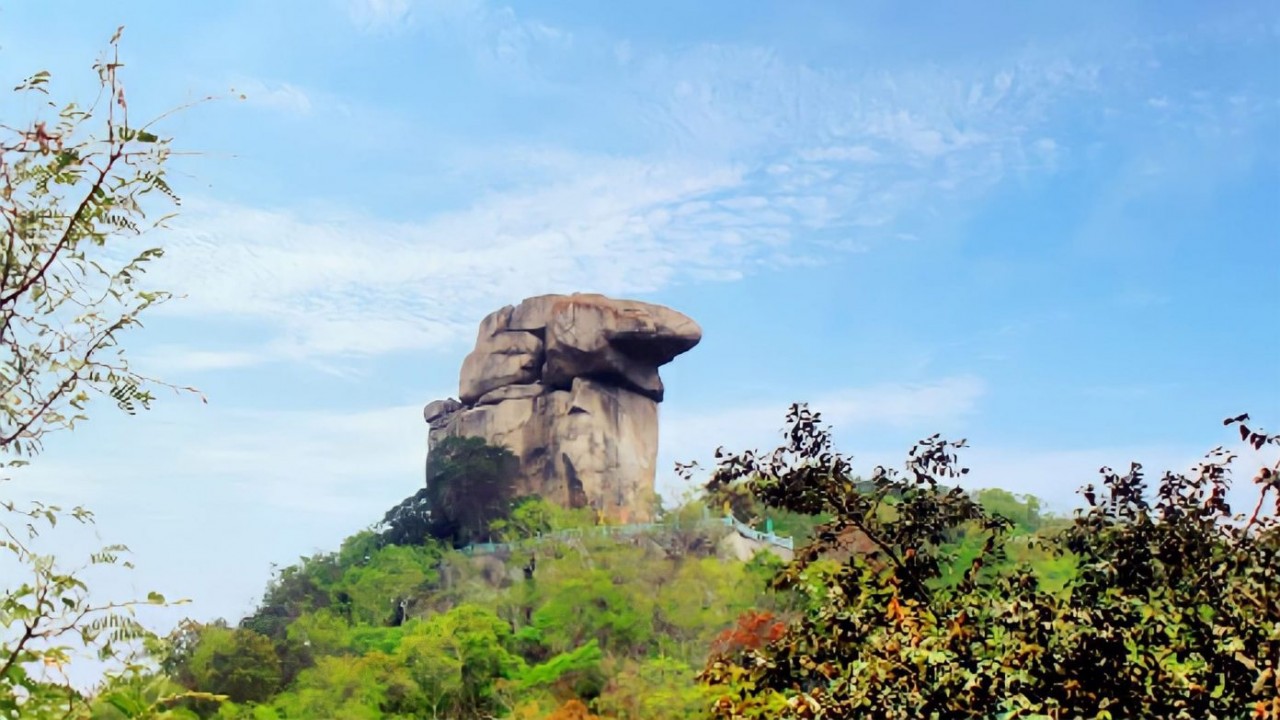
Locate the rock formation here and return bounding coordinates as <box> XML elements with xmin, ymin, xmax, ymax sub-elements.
<box><xmin>423</xmin><ymin>293</ymin><xmax>701</xmax><ymax>523</ymax></box>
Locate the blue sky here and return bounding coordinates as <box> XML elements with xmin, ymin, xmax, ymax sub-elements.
<box><xmin>1</xmin><ymin>0</ymin><xmax>1277</xmax><ymax>666</ymax></box>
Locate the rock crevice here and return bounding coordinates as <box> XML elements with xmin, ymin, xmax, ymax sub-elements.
<box><xmin>424</xmin><ymin>293</ymin><xmax>701</xmax><ymax>523</ymax></box>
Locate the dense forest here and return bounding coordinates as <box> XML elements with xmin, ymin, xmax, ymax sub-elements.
<box><xmin>100</xmin><ymin>433</ymin><xmax>1074</xmax><ymax>719</ymax></box>
<box><xmin>3</xmin><ymin>25</ymin><xmax>1278</xmax><ymax>720</ymax></box>
<box><xmin>107</xmin><ymin>413</ymin><xmax>1272</xmax><ymax>720</ymax></box>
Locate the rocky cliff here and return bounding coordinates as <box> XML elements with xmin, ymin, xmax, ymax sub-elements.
<box><xmin>423</xmin><ymin>293</ymin><xmax>701</xmax><ymax>523</ymax></box>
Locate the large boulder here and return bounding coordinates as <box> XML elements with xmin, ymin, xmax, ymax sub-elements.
<box><xmin>458</xmin><ymin>330</ymin><xmax>543</xmax><ymax>404</ymax></box>
<box><xmin>422</xmin><ymin>293</ymin><xmax>701</xmax><ymax>523</ymax></box>
<box><xmin>423</xmin><ymin>398</ymin><xmax>462</xmax><ymax>424</ymax></box>
<box><xmin>475</xmin><ymin>382</ymin><xmax>545</xmax><ymax>406</ymax></box>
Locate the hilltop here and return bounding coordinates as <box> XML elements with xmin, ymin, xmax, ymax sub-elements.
<box><xmin>151</xmin><ymin>483</ymin><xmax>1064</xmax><ymax>719</ymax></box>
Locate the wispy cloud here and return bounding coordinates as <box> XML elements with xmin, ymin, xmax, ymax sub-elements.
<box><xmin>817</xmin><ymin>376</ymin><xmax>989</xmax><ymax>426</ymax></box>
<box><xmin>10</xmin><ymin>401</ymin><xmax>439</xmax><ymax>516</ymax></box>
<box><xmin>143</xmin><ymin>35</ymin><xmax>1114</xmax><ymax>370</ymax></box>
<box><xmin>345</xmin><ymin>0</ymin><xmax>414</xmax><ymax>32</ymax></box>
<box><xmin>798</xmin><ymin>146</ymin><xmax>883</xmax><ymax>164</ymax></box>
<box><xmin>234</xmin><ymin>78</ymin><xmax>313</xmax><ymax>114</ymax></box>
<box><xmin>344</xmin><ymin>0</ymin><xmax>573</xmax><ymax>79</ymax></box>
<box><xmin>146</xmin><ymin>159</ymin><xmax>781</xmax><ymax>366</ymax></box>
<box><xmin>139</xmin><ymin>346</ymin><xmax>269</xmax><ymax>373</ymax></box>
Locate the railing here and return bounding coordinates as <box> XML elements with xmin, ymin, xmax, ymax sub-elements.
<box><xmin>719</xmin><ymin>515</ymin><xmax>795</xmax><ymax>551</ymax></box>
<box><xmin>458</xmin><ymin>513</ymin><xmax>794</xmax><ymax>556</ymax></box>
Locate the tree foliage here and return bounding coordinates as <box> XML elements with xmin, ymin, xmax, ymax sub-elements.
<box><xmin>163</xmin><ymin>446</ymin><xmax>1084</xmax><ymax>719</ymax></box>
<box><xmin>697</xmin><ymin>404</ymin><xmax>1280</xmax><ymax>719</ymax></box>
<box><xmin>380</xmin><ymin>436</ymin><xmax>519</xmax><ymax>547</ymax></box>
<box><xmin>0</xmin><ymin>27</ymin><xmax>198</xmax><ymax>461</ymax></box>
<box><xmin>489</xmin><ymin>496</ymin><xmax>595</xmax><ymax>544</ymax></box>
<box><xmin>168</xmin><ymin>499</ymin><xmax>790</xmax><ymax>718</ymax></box>
<box><xmin>174</xmin><ymin>626</ymin><xmax>281</xmax><ymax>705</ymax></box>
<box><xmin>1</xmin><ymin>28</ymin><xmax>204</xmax><ymax>719</ymax></box>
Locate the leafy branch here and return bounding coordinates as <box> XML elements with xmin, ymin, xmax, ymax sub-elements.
<box><xmin>1</xmin><ymin>26</ymin><xmax>211</xmax><ymax>719</ymax></box>
<box><xmin>0</xmin><ymin>25</ymin><xmax>206</xmax><ymax>463</ymax></box>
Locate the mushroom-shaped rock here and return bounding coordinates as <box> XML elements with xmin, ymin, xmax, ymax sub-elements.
<box><xmin>424</xmin><ymin>293</ymin><xmax>701</xmax><ymax>523</ymax></box>
<box><xmin>541</xmin><ymin>294</ymin><xmax>702</xmax><ymax>402</ymax></box>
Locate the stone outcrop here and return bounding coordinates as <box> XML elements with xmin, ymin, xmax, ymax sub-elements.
<box><xmin>717</xmin><ymin>532</ymin><xmax>795</xmax><ymax>564</ymax></box>
<box><xmin>424</xmin><ymin>293</ymin><xmax>701</xmax><ymax>523</ymax></box>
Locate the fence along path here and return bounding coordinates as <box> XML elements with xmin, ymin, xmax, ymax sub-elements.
<box><xmin>459</xmin><ymin>512</ymin><xmax>794</xmax><ymax>556</ymax></box>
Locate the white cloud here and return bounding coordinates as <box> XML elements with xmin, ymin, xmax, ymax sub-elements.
<box><xmin>816</xmin><ymin>376</ymin><xmax>988</xmax><ymax>427</ymax></box>
<box><xmin>614</xmin><ymin>40</ymin><xmax>633</xmax><ymax>66</ymax></box>
<box><xmin>1031</xmin><ymin>137</ymin><xmax>1060</xmax><ymax>170</ymax></box>
<box><xmin>633</xmin><ymin>45</ymin><xmax>1094</xmax><ymax>169</ymax></box>
<box><xmin>146</xmin><ymin>158</ymin><xmax>819</xmax><ymax>366</ymax></box>
<box><xmin>609</xmin><ymin>49</ymin><xmax>1097</xmax><ymax>247</ymax></box>
<box><xmin>798</xmin><ymin>145</ymin><xmax>883</xmax><ymax>163</ymax></box>
<box><xmin>139</xmin><ymin>346</ymin><xmax>269</xmax><ymax>373</ymax></box>
<box><xmin>142</xmin><ymin>44</ymin><xmax>1096</xmax><ymax>370</ymax></box>
<box><xmin>864</xmin><ymin>110</ymin><xmax>986</xmax><ymax>159</ymax></box>
<box><xmin>10</xmin><ymin>401</ymin><xmax>440</xmax><ymax>516</ymax></box>
<box><xmin>134</xmin><ymin>21</ymin><xmax>1118</xmax><ymax>372</ymax></box>
<box><xmin>346</xmin><ymin>0</ymin><xmax>414</xmax><ymax>31</ymax></box>
<box><xmin>343</xmin><ymin>0</ymin><xmax>574</xmax><ymax>78</ymax></box>
<box><xmin>956</xmin><ymin>444</ymin><xmax>1194</xmax><ymax>513</ymax></box>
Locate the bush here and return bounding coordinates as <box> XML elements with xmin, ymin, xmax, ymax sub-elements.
<box><xmin>697</xmin><ymin>405</ymin><xmax>1280</xmax><ymax>719</ymax></box>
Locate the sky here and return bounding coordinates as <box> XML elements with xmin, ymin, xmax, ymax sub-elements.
<box><xmin>0</xmin><ymin>0</ymin><xmax>1277</xmax><ymax>674</ymax></box>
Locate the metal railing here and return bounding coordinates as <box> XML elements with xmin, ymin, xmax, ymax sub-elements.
<box><xmin>458</xmin><ymin>513</ymin><xmax>794</xmax><ymax>556</ymax></box>
<box><xmin>719</xmin><ymin>515</ymin><xmax>795</xmax><ymax>551</ymax></box>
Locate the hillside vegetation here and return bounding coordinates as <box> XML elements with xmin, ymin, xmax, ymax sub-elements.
<box><xmin>145</xmin><ymin>439</ymin><xmax>1085</xmax><ymax>720</ymax></box>
<box><xmin>144</xmin><ymin>408</ymin><xmax>1278</xmax><ymax>719</ymax></box>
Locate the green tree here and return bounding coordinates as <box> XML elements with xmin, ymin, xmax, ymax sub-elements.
<box><xmin>653</xmin><ymin>556</ymin><xmax>764</xmax><ymax>657</ymax></box>
<box><xmin>510</xmin><ymin>639</ymin><xmax>605</xmax><ymax>699</ymax></box>
<box><xmin>240</xmin><ymin>551</ymin><xmax>342</xmax><ymax>641</ymax></box>
<box><xmin>270</xmin><ymin>652</ymin><xmax>415</xmax><ymax>720</ymax></box>
<box><xmin>489</xmin><ymin>495</ymin><xmax>593</xmax><ymax>543</ymax></box>
<box><xmin>382</xmin><ymin>436</ymin><xmax>519</xmax><ymax>547</ymax></box>
<box><xmin>178</xmin><ymin>626</ymin><xmax>281</xmax><ymax>705</ymax></box>
<box><xmin>1</xmin><ymin>28</ymin><xmax>204</xmax><ymax>719</ymax></box>
<box><xmin>90</xmin><ymin>671</ymin><xmax>218</xmax><ymax>720</ymax></box>
<box><xmin>235</xmin><ymin>552</ymin><xmax>343</xmax><ymax>686</ymax></box>
<box><xmin>697</xmin><ymin>404</ymin><xmax>1280</xmax><ymax>719</ymax></box>
<box><xmin>396</xmin><ymin>604</ymin><xmax>524</xmax><ymax>719</ymax></box>
<box><xmin>973</xmin><ymin>488</ymin><xmax>1042</xmax><ymax>534</ymax></box>
<box><xmin>527</xmin><ymin>557</ymin><xmax>654</xmax><ymax>658</ymax></box>
<box><xmin>333</xmin><ymin>543</ymin><xmax>437</xmax><ymax>626</ymax></box>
